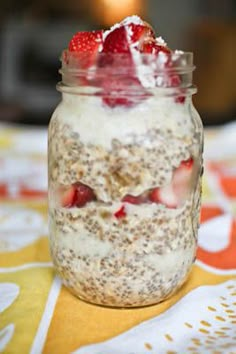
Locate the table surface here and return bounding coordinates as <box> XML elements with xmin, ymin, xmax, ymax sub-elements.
<box><xmin>0</xmin><ymin>122</ymin><xmax>236</xmax><ymax>354</ymax></box>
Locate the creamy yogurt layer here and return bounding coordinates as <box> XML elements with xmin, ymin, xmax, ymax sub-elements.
<box><xmin>54</xmin><ymin>94</ymin><xmax>197</xmax><ymax>149</ymax></box>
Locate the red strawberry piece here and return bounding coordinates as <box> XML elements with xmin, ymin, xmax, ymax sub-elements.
<box><xmin>175</xmin><ymin>96</ymin><xmax>186</xmax><ymax>104</ymax></box>
<box><xmin>101</xmin><ymin>26</ymin><xmax>152</xmax><ymax>107</ymax></box>
<box><xmin>141</xmin><ymin>40</ymin><xmax>170</xmax><ymax>55</ymax></box>
<box><xmin>170</xmin><ymin>76</ymin><xmax>186</xmax><ymax>104</ymax></box>
<box><xmin>168</xmin><ymin>66</ymin><xmax>186</xmax><ymax>104</ymax></box>
<box><xmin>61</xmin><ymin>182</ymin><xmax>96</xmax><ymax>208</ymax></box>
<box><xmin>149</xmin><ymin>186</ymin><xmax>177</xmax><ymax>209</ymax></box>
<box><xmin>102</xmin><ymin>23</ymin><xmax>154</xmax><ymax>54</ymax></box>
<box><xmin>173</xmin><ymin>158</ymin><xmax>194</xmax><ymax>185</ymax></box>
<box><xmin>149</xmin><ymin>187</ymin><xmax>160</xmax><ymax>203</ymax></box>
<box><xmin>128</xmin><ymin>23</ymin><xmax>155</xmax><ymax>46</ymax></box>
<box><xmin>102</xmin><ymin>76</ymin><xmax>143</xmax><ymax>108</ymax></box>
<box><xmin>114</xmin><ymin>205</ymin><xmax>126</xmax><ymax>218</ymax></box>
<box><xmin>170</xmin><ymin>74</ymin><xmax>181</xmax><ymax>87</ymax></box>
<box><xmin>68</xmin><ymin>30</ymin><xmax>103</xmax><ymax>53</ymax></box>
<box><xmin>102</xmin><ymin>95</ymin><xmax>133</xmax><ymax>108</ymax></box>
<box><xmin>61</xmin><ymin>185</ymin><xmax>76</xmax><ymax>207</ymax></box>
<box><xmin>102</xmin><ymin>26</ymin><xmax>130</xmax><ymax>54</ymax></box>
<box><xmin>122</xmin><ymin>194</ymin><xmax>144</xmax><ymax>205</ymax></box>
<box><xmin>68</xmin><ymin>30</ymin><xmax>103</xmax><ymax>69</ymax></box>
<box><xmin>172</xmin><ymin>158</ymin><xmax>194</xmax><ymax>202</ymax></box>
<box><xmin>149</xmin><ymin>158</ymin><xmax>194</xmax><ymax>208</ymax></box>
<box><xmin>122</xmin><ymin>190</ymin><xmax>150</xmax><ymax>204</ymax></box>
<box><xmin>180</xmin><ymin>158</ymin><xmax>194</xmax><ymax>169</ymax></box>
<box><xmin>101</xmin><ymin>26</ymin><xmax>138</xmax><ymax>107</ymax></box>
<box><xmin>172</xmin><ymin>80</ymin><xmax>186</xmax><ymax>103</ymax></box>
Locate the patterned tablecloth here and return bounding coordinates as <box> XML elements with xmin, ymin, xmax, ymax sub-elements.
<box><xmin>0</xmin><ymin>122</ymin><xmax>236</xmax><ymax>354</ymax></box>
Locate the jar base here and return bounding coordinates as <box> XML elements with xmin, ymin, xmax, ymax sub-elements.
<box><xmin>61</xmin><ymin>275</ymin><xmax>190</xmax><ymax>309</ymax></box>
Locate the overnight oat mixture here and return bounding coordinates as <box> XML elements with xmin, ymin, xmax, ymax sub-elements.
<box><xmin>48</xmin><ymin>16</ymin><xmax>203</xmax><ymax>307</ymax></box>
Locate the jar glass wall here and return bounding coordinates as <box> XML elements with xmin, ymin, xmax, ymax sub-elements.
<box><xmin>48</xmin><ymin>52</ymin><xmax>203</xmax><ymax>307</ymax></box>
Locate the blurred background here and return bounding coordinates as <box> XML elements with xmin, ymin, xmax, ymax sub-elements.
<box><xmin>0</xmin><ymin>0</ymin><xmax>235</xmax><ymax>126</ymax></box>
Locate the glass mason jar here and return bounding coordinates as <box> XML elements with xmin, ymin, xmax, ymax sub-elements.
<box><xmin>48</xmin><ymin>51</ymin><xmax>203</xmax><ymax>308</ymax></box>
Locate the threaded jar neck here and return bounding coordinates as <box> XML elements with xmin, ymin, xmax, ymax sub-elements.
<box><xmin>58</xmin><ymin>50</ymin><xmax>197</xmax><ymax>97</ymax></box>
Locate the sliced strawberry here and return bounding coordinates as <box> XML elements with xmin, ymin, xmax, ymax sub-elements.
<box><xmin>122</xmin><ymin>194</ymin><xmax>144</xmax><ymax>205</ymax></box>
<box><xmin>102</xmin><ymin>95</ymin><xmax>134</xmax><ymax>108</ymax></box>
<box><xmin>61</xmin><ymin>185</ymin><xmax>76</xmax><ymax>207</ymax></box>
<box><xmin>149</xmin><ymin>186</ymin><xmax>177</xmax><ymax>209</ymax></box>
<box><xmin>168</xmin><ymin>65</ymin><xmax>186</xmax><ymax>104</ymax></box>
<box><xmin>172</xmin><ymin>158</ymin><xmax>194</xmax><ymax>202</ymax></box>
<box><xmin>102</xmin><ymin>22</ymin><xmax>154</xmax><ymax>54</ymax></box>
<box><xmin>61</xmin><ymin>182</ymin><xmax>96</xmax><ymax>208</ymax></box>
<box><xmin>170</xmin><ymin>75</ymin><xmax>181</xmax><ymax>86</ymax></box>
<box><xmin>180</xmin><ymin>158</ymin><xmax>194</xmax><ymax>169</ymax></box>
<box><xmin>173</xmin><ymin>158</ymin><xmax>194</xmax><ymax>184</ymax></box>
<box><xmin>114</xmin><ymin>205</ymin><xmax>126</xmax><ymax>218</ymax></box>
<box><xmin>100</xmin><ymin>21</ymin><xmax>157</xmax><ymax>108</ymax></box>
<box><xmin>101</xmin><ymin>76</ymin><xmax>143</xmax><ymax>108</ymax></box>
<box><xmin>122</xmin><ymin>190</ymin><xmax>150</xmax><ymax>204</ymax></box>
<box><xmin>68</xmin><ymin>30</ymin><xmax>103</xmax><ymax>69</ymax></box>
<box><xmin>149</xmin><ymin>158</ymin><xmax>194</xmax><ymax>208</ymax></box>
<box><xmin>141</xmin><ymin>39</ymin><xmax>170</xmax><ymax>55</ymax></box>
<box><xmin>102</xmin><ymin>26</ymin><xmax>130</xmax><ymax>54</ymax></box>
<box><xmin>68</xmin><ymin>30</ymin><xmax>103</xmax><ymax>53</ymax></box>
<box><xmin>128</xmin><ymin>23</ymin><xmax>155</xmax><ymax>46</ymax></box>
<box><xmin>175</xmin><ymin>95</ymin><xmax>186</xmax><ymax>104</ymax></box>
<box><xmin>149</xmin><ymin>187</ymin><xmax>160</xmax><ymax>203</ymax></box>
<box><xmin>101</xmin><ymin>26</ymin><xmax>137</xmax><ymax>107</ymax></box>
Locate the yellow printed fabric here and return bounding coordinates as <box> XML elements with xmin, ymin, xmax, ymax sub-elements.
<box><xmin>0</xmin><ymin>122</ymin><xmax>236</xmax><ymax>354</ymax></box>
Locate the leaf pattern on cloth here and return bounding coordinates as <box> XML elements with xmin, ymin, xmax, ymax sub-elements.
<box><xmin>73</xmin><ymin>280</ymin><xmax>236</xmax><ymax>354</ymax></box>
<box><xmin>197</xmin><ymin>216</ymin><xmax>236</xmax><ymax>270</ymax></box>
<box><xmin>0</xmin><ymin>283</ymin><xmax>19</xmax><ymax>313</ymax></box>
<box><xmin>0</xmin><ymin>324</ymin><xmax>15</xmax><ymax>352</ymax></box>
<box><xmin>198</xmin><ymin>214</ymin><xmax>231</xmax><ymax>252</ymax></box>
<box><xmin>0</xmin><ymin>206</ymin><xmax>47</xmax><ymax>252</ymax></box>
<box><xmin>0</xmin><ymin>283</ymin><xmax>19</xmax><ymax>351</ymax></box>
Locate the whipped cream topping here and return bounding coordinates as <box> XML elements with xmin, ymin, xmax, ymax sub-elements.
<box><xmin>121</xmin><ymin>15</ymin><xmax>144</xmax><ymax>26</ymax></box>
<box><xmin>156</xmin><ymin>36</ymin><xmax>167</xmax><ymax>47</ymax></box>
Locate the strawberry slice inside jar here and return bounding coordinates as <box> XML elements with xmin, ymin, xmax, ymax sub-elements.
<box><xmin>61</xmin><ymin>182</ymin><xmax>96</xmax><ymax>208</ymax></box>
<box><xmin>150</xmin><ymin>157</ymin><xmax>194</xmax><ymax>208</ymax></box>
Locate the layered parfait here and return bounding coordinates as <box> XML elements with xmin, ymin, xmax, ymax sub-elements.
<box><xmin>48</xmin><ymin>16</ymin><xmax>203</xmax><ymax>307</ymax></box>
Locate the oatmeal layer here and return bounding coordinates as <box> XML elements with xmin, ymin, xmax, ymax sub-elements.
<box><xmin>49</xmin><ymin>198</ymin><xmax>199</xmax><ymax>307</ymax></box>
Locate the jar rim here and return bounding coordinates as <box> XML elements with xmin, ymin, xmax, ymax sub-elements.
<box><xmin>59</xmin><ymin>50</ymin><xmax>196</xmax><ymax>92</ymax></box>
<box><xmin>60</xmin><ymin>49</ymin><xmax>194</xmax><ymax>74</ymax></box>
